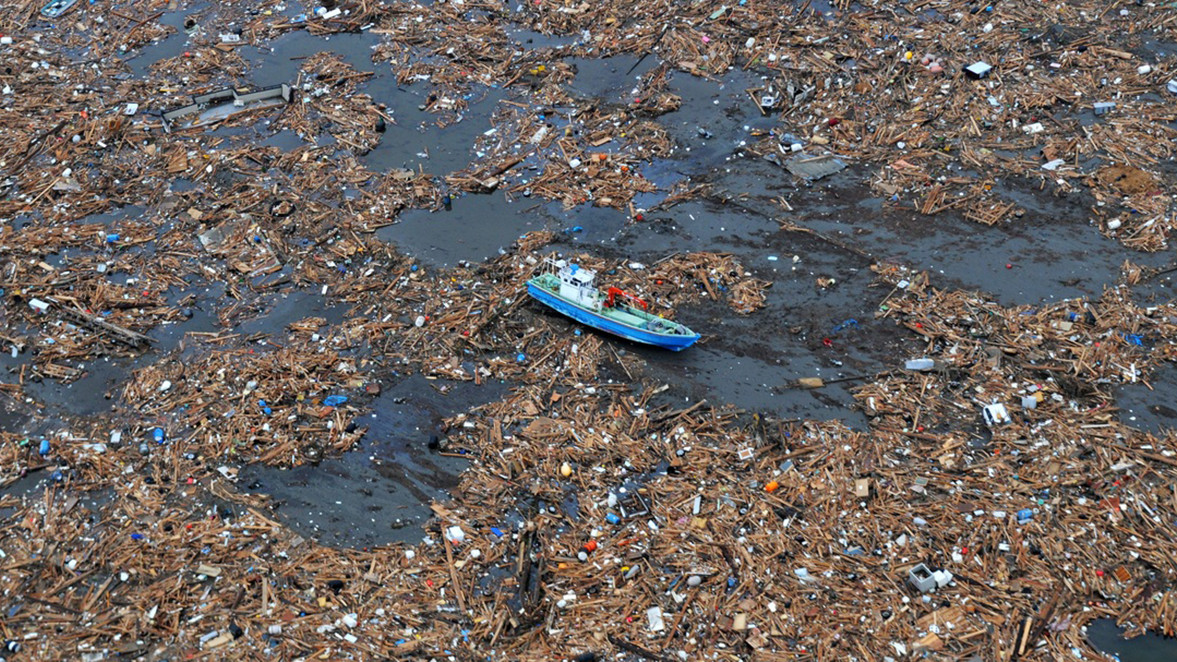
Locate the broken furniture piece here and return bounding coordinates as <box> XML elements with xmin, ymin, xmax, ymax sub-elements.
<box><xmin>161</xmin><ymin>84</ymin><xmax>292</xmax><ymax>132</ymax></box>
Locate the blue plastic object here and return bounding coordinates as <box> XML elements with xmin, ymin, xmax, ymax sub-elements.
<box><xmin>323</xmin><ymin>395</ymin><xmax>348</xmax><ymax>407</ymax></box>
<box><xmin>831</xmin><ymin>318</ymin><xmax>859</xmax><ymax>334</ymax></box>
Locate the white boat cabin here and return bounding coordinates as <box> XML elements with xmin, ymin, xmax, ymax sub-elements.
<box><xmin>549</xmin><ymin>259</ymin><xmax>601</xmax><ymax>310</ymax></box>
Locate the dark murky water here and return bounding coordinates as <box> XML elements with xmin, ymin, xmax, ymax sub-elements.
<box><xmin>231</xmin><ymin>288</ymin><xmax>348</xmax><ymax>337</ymax></box>
<box><xmin>23</xmin><ymin>359</ymin><xmax>128</xmax><ymax>417</ymax></box>
<box><xmin>362</xmin><ymin>84</ymin><xmax>507</xmax><ymax>176</ymax></box>
<box><xmin>239</xmin><ymin>375</ymin><xmax>506</xmax><ymax>546</ymax></box>
<box><xmin>566</xmin><ymin>55</ymin><xmax>655</xmax><ymax>100</ymax></box>
<box><xmin>1088</xmin><ymin>618</ymin><xmax>1177</xmax><ymax>662</ymax></box>
<box><xmin>703</xmin><ymin>159</ymin><xmax>1174</xmax><ymax>306</ymax></box>
<box><xmin>123</xmin><ymin>7</ymin><xmax>196</xmax><ymax>76</ymax></box>
<box><xmin>377</xmin><ymin>192</ymin><xmax>550</xmax><ymax>268</ymax></box>
<box><xmin>249</xmin><ymin>31</ymin><xmax>378</xmax><ymax>87</ymax></box>
<box><xmin>1117</xmin><ymin>363</ymin><xmax>1177</xmax><ymax>436</ymax></box>
<box><xmin>659</xmin><ymin>69</ymin><xmax>779</xmax><ymax>176</ymax></box>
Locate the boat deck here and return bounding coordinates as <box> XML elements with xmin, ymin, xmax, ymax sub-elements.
<box><xmin>529</xmin><ymin>273</ymin><xmax>684</xmax><ymax>334</ymax></box>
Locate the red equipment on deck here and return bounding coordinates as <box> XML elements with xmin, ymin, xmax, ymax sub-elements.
<box><xmin>605</xmin><ymin>287</ymin><xmax>648</xmax><ymax>310</ymax></box>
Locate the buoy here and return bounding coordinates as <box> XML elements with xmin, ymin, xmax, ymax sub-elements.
<box><xmin>577</xmin><ymin>540</ymin><xmax>598</xmax><ymax>561</ymax></box>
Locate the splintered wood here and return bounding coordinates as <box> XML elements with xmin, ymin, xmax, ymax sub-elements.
<box><xmin>3</xmin><ymin>0</ymin><xmax>1177</xmax><ymax>660</ymax></box>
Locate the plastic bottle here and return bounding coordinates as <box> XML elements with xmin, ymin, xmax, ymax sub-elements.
<box><xmin>153</xmin><ymin>427</ymin><xmax>165</xmax><ymax>444</ymax></box>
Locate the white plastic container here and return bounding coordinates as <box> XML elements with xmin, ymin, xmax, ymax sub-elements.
<box><xmin>908</xmin><ymin>563</ymin><xmax>936</xmax><ymax>593</ymax></box>
<box><xmin>646</xmin><ymin>606</ymin><xmax>665</xmax><ymax>632</ymax></box>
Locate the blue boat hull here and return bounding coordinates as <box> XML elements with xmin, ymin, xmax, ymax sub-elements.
<box><xmin>528</xmin><ymin>283</ymin><xmax>700</xmax><ymax>351</ymax></box>
<box><xmin>41</xmin><ymin>0</ymin><xmax>78</xmax><ymax>17</ymax></box>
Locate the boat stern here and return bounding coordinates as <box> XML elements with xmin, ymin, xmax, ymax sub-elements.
<box><xmin>660</xmin><ymin>331</ymin><xmax>701</xmax><ymax>351</ymax></box>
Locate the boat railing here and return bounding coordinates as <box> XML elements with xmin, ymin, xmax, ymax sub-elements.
<box><xmin>536</xmin><ymin>256</ymin><xmax>566</xmax><ymax>277</ymax></box>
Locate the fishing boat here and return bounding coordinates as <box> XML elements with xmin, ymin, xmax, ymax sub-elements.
<box><xmin>40</xmin><ymin>0</ymin><xmax>78</xmax><ymax>18</ymax></box>
<box><xmin>527</xmin><ymin>258</ymin><xmax>700</xmax><ymax>351</ymax></box>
